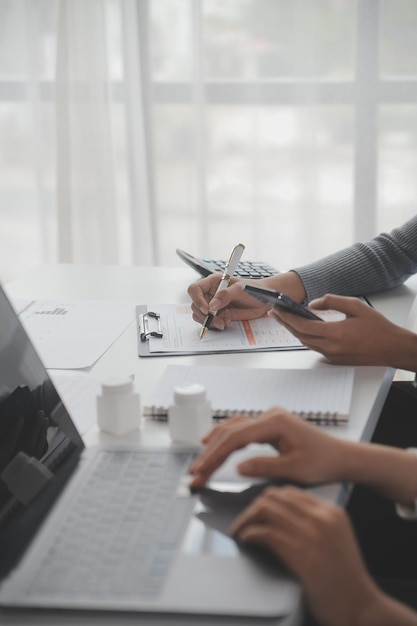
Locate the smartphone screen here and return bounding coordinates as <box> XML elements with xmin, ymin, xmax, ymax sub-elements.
<box><xmin>243</xmin><ymin>284</ymin><xmax>322</xmax><ymax>321</ymax></box>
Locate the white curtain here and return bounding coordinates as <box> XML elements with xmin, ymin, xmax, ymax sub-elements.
<box><xmin>0</xmin><ymin>0</ymin><xmax>417</xmax><ymax>282</ymax></box>
<box><xmin>56</xmin><ymin>0</ymin><xmax>155</xmax><ymax>265</ymax></box>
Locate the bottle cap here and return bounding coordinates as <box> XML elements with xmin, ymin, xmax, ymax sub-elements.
<box><xmin>101</xmin><ymin>377</ymin><xmax>134</xmax><ymax>396</ymax></box>
<box><xmin>173</xmin><ymin>384</ymin><xmax>207</xmax><ymax>406</ymax></box>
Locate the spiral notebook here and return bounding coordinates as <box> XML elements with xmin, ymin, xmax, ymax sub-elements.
<box><xmin>144</xmin><ymin>364</ymin><xmax>355</xmax><ymax>425</ymax></box>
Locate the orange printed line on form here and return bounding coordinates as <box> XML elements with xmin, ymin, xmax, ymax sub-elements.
<box><xmin>242</xmin><ymin>320</ymin><xmax>256</xmax><ymax>345</ymax></box>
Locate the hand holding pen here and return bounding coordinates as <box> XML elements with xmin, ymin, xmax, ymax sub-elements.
<box><xmin>199</xmin><ymin>243</ymin><xmax>245</xmax><ymax>339</ymax></box>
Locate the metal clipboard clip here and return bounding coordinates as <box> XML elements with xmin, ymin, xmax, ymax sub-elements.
<box><xmin>139</xmin><ymin>311</ymin><xmax>163</xmax><ymax>341</ymax></box>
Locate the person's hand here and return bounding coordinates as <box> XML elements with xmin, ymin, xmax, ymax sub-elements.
<box><xmin>189</xmin><ymin>408</ymin><xmax>347</xmax><ymax>489</ymax></box>
<box><xmin>230</xmin><ymin>486</ymin><xmax>413</xmax><ymax>626</ymax></box>
<box><xmin>187</xmin><ymin>271</ymin><xmax>307</xmax><ymax>331</ymax></box>
<box><xmin>187</xmin><ymin>275</ymin><xmax>269</xmax><ymax>330</ymax></box>
<box><xmin>270</xmin><ymin>294</ymin><xmax>416</xmax><ymax>369</ymax></box>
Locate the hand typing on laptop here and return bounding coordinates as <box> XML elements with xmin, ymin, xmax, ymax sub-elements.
<box><xmin>189</xmin><ymin>409</ymin><xmax>417</xmax><ymax>626</ymax></box>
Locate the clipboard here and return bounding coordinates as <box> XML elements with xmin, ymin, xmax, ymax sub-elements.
<box><xmin>138</xmin><ymin>308</ymin><xmax>164</xmax><ymax>342</ymax></box>
<box><xmin>136</xmin><ymin>305</ymin><xmax>202</xmax><ymax>357</ymax></box>
<box><xmin>136</xmin><ymin>303</ymin><xmax>311</xmax><ymax>357</ymax></box>
<box><xmin>137</xmin><ymin>306</ymin><xmax>166</xmax><ymax>357</ymax></box>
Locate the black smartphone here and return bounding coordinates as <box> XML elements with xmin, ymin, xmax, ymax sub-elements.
<box><xmin>243</xmin><ymin>284</ymin><xmax>322</xmax><ymax>321</ymax></box>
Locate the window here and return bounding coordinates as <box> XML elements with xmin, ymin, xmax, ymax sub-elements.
<box><xmin>0</xmin><ymin>0</ymin><xmax>416</xmax><ymax>282</ymax></box>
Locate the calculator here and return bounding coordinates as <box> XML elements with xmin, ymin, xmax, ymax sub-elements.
<box><xmin>176</xmin><ymin>249</ymin><xmax>279</xmax><ymax>279</ymax></box>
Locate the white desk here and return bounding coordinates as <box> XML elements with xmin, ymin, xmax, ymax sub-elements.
<box><xmin>2</xmin><ymin>263</ymin><xmax>417</xmax><ymax>626</ymax></box>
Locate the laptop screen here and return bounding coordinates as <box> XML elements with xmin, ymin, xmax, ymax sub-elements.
<box><xmin>0</xmin><ymin>285</ymin><xmax>84</xmax><ymax>569</ymax></box>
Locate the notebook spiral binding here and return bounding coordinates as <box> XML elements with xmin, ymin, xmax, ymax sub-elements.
<box><xmin>297</xmin><ymin>411</ymin><xmax>347</xmax><ymax>425</ymax></box>
<box><xmin>144</xmin><ymin>407</ymin><xmax>346</xmax><ymax>425</ymax></box>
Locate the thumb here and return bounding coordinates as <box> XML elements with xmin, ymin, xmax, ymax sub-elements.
<box><xmin>238</xmin><ymin>455</ymin><xmax>291</xmax><ymax>478</ymax></box>
<box><xmin>309</xmin><ymin>294</ymin><xmax>362</xmax><ymax>316</ymax></box>
<box><xmin>209</xmin><ymin>286</ymin><xmax>234</xmax><ymax>311</ymax></box>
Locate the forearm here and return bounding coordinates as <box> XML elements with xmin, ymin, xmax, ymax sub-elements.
<box><xmin>385</xmin><ymin>326</ymin><xmax>417</xmax><ymax>372</ymax></box>
<box><xmin>263</xmin><ymin>271</ymin><xmax>307</xmax><ymax>302</ymax></box>
<box><xmin>292</xmin><ymin>216</ymin><xmax>417</xmax><ymax>302</ymax></box>
<box><xmin>357</xmin><ymin>591</ymin><xmax>417</xmax><ymax>626</ymax></box>
<box><xmin>355</xmin><ymin>319</ymin><xmax>417</xmax><ymax>371</ymax></box>
<box><xmin>320</xmin><ymin>582</ymin><xmax>417</xmax><ymax>626</ymax></box>
<box><xmin>337</xmin><ymin>439</ymin><xmax>417</xmax><ymax>507</ymax></box>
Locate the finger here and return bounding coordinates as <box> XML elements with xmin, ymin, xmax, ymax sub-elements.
<box><xmin>230</xmin><ymin>486</ymin><xmax>298</xmax><ymax>535</ymax></box>
<box><xmin>235</xmin><ymin>520</ymin><xmax>326</xmax><ymax>585</ymax></box>
<box><xmin>204</xmin><ymin>316</ymin><xmax>226</xmax><ymax>331</ymax></box>
<box><xmin>189</xmin><ymin>412</ymin><xmax>286</xmax><ymax>479</ymax></box>
<box><xmin>231</xmin><ymin>486</ymin><xmax>325</xmax><ymax>537</ymax></box>
<box><xmin>189</xmin><ymin>419</ymin><xmax>257</xmax><ymax>485</ymax></box>
<box><xmin>190</xmin><ymin>302</ymin><xmax>209</xmax><ymax>321</ymax></box>
<box><xmin>187</xmin><ymin>284</ymin><xmax>210</xmax><ymax>314</ymax></box>
<box><xmin>190</xmin><ymin>301</ymin><xmax>227</xmax><ymax>330</ymax></box>
<box><xmin>233</xmin><ymin>492</ymin><xmax>357</xmax><ymax>597</ymax></box>
<box><xmin>187</xmin><ymin>275</ymin><xmax>223</xmax><ymax>313</ymax></box>
<box><xmin>268</xmin><ymin>309</ymin><xmax>326</xmax><ymax>341</ymax></box>
<box><xmin>199</xmin><ymin>414</ymin><xmax>247</xmax><ymax>443</ymax></box>
<box><xmin>230</xmin><ymin>489</ymin><xmax>285</xmax><ymax>537</ymax></box>
<box><xmin>269</xmin><ymin>307</ymin><xmax>352</xmax><ymax>356</ymax></box>
<box><xmin>308</xmin><ymin>294</ymin><xmax>366</xmax><ymax>316</ymax></box>
<box><xmin>190</xmin><ymin>451</ymin><xmax>289</xmax><ymax>490</ymax></box>
<box><xmin>189</xmin><ymin>415</ymin><xmax>248</xmax><ymax>470</ymax></box>
<box><xmin>207</xmin><ymin>280</ymin><xmax>244</xmax><ymax>314</ymax></box>
<box><xmin>237</xmin><ymin>522</ymin><xmax>298</xmax><ymax>554</ymax></box>
<box><xmin>237</xmin><ymin>454</ymin><xmax>294</xmax><ymax>478</ymax></box>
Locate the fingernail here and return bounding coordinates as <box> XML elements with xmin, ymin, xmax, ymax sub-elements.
<box><xmin>209</xmin><ymin>297</ymin><xmax>221</xmax><ymax>311</ymax></box>
<box><xmin>238</xmin><ymin>461</ymin><xmax>253</xmax><ymax>474</ymax></box>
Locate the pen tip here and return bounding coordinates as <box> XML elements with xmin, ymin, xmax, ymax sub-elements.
<box><xmin>199</xmin><ymin>326</ymin><xmax>208</xmax><ymax>340</ymax></box>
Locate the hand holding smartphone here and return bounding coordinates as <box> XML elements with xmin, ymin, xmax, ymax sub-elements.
<box><xmin>243</xmin><ymin>284</ymin><xmax>322</xmax><ymax>321</ymax></box>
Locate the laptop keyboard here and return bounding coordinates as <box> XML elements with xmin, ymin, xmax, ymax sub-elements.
<box><xmin>26</xmin><ymin>449</ymin><xmax>196</xmax><ymax>599</ymax></box>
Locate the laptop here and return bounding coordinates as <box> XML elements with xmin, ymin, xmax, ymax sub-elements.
<box><xmin>0</xmin><ymin>284</ymin><xmax>299</xmax><ymax>618</ymax></box>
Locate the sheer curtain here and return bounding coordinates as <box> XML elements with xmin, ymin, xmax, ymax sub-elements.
<box><xmin>0</xmin><ymin>0</ymin><xmax>417</xmax><ymax>282</ymax></box>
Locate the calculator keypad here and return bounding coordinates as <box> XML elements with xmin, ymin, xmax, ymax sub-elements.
<box><xmin>207</xmin><ymin>260</ymin><xmax>279</xmax><ymax>279</ymax></box>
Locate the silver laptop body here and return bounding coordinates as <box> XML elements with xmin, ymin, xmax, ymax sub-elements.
<box><xmin>0</xmin><ymin>285</ymin><xmax>299</xmax><ymax>618</ymax></box>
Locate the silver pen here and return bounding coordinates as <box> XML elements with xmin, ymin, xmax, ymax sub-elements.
<box><xmin>199</xmin><ymin>243</ymin><xmax>245</xmax><ymax>339</ymax></box>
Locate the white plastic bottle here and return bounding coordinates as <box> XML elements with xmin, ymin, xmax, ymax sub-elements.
<box><xmin>168</xmin><ymin>384</ymin><xmax>212</xmax><ymax>445</ymax></box>
<box><xmin>96</xmin><ymin>377</ymin><xmax>141</xmax><ymax>436</ymax></box>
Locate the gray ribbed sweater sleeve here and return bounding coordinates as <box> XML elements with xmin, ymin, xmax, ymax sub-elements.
<box><xmin>293</xmin><ymin>215</ymin><xmax>417</xmax><ymax>302</ymax></box>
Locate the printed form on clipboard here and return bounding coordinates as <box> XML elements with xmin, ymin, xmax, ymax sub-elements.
<box><xmin>136</xmin><ymin>303</ymin><xmax>344</xmax><ymax>357</ymax></box>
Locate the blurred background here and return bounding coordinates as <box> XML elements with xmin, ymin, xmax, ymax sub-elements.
<box><xmin>0</xmin><ymin>0</ymin><xmax>417</xmax><ymax>282</ymax></box>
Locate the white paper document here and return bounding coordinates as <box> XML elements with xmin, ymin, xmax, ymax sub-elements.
<box><xmin>13</xmin><ymin>298</ymin><xmax>136</xmax><ymax>369</ymax></box>
<box><xmin>138</xmin><ymin>303</ymin><xmax>344</xmax><ymax>356</ymax></box>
